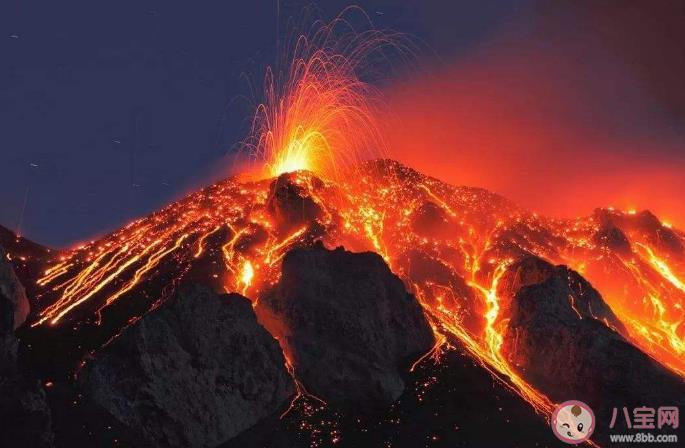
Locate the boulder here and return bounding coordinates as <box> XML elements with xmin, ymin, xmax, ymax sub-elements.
<box><xmin>257</xmin><ymin>242</ymin><xmax>435</xmax><ymax>410</ymax></box>
<box><xmin>499</xmin><ymin>256</ymin><xmax>685</xmax><ymax>441</ymax></box>
<box><xmin>79</xmin><ymin>285</ymin><xmax>294</xmax><ymax>448</ymax></box>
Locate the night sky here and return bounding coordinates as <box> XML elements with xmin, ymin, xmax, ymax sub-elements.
<box><xmin>2</xmin><ymin>1</ymin><xmax>684</xmax><ymax>247</ymax></box>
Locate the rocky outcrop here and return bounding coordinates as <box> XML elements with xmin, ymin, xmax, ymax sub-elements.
<box><xmin>257</xmin><ymin>242</ymin><xmax>435</xmax><ymax>410</ymax></box>
<box><xmin>594</xmin><ymin>208</ymin><xmax>683</xmax><ymax>257</ymax></box>
<box><xmin>0</xmin><ymin>246</ymin><xmax>29</xmax><ymax>329</ymax></box>
<box><xmin>79</xmin><ymin>285</ymin><xmax>294</xmax><ymax>448</ymax></box>
<box><xmin>266</xmin><ymin>172</ymin><xmax>324</xmax><ymax>234</ymax></box>
<box><xmin>0</xmin><ymin>247</ymin><xmax>53</xmax><ymax>447</ymax></box>
<box><xmin>498</xmin><ymin>256</ymin><xmax>626</xmax><ymax>332</ymax></box>
<box><xmin>499</xmin><ymin>256</ymin><xmax>685</xmax><ymax>439</ymax></box>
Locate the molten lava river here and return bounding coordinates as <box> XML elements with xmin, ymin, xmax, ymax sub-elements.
<box><xmin>12</xmin><ymin>158</ymin><xmax>684</xmax><ymax>432</ymax></box>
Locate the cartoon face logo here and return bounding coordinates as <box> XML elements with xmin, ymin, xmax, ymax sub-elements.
<box><xmin>551</xmin><ymin>400</ymin><xmax>595</xmax><ymax>444</ymax></box>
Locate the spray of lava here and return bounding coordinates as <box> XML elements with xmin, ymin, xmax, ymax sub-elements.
<box><xmin>239</xmin><ymin>8</ymin><xmax>408</xmax><ymax>181</ymax></box>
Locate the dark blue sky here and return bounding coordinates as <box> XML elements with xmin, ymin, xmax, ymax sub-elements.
<box><xmin>2</xmin><ymin>1</ymin><xmax>684</xmax><ymax>247</ymax></box>
<box><xmin>0</xmin><ymin>0</ymin><xmax>525</xmax><ymax>247</ymax></box>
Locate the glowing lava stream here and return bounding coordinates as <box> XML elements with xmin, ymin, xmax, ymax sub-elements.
<box><xmin>635</xmin><ymin>242</ymin><xmax>685</xmax><ymax>293</ymax></box>
<box><xmin>416</xmin><ymin>234</ymin><xmax>555</xmax><ymax>416</ymax></box>
<box><xmin>606</xmin><ymin>244</ymin><xmax>685</xmax><ymax>375</ymax></box>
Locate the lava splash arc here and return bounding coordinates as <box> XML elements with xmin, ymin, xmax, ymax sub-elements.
<box><xmin>238</xmin><ymin>8</ymin><xmax>406</xmax><ymax>181</ymax></box>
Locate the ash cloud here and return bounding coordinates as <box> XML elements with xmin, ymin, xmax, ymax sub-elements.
<box><xmin>381</xmin><ymin>0</ymin><xmax>685</xmax><ymax>225</ymax></box>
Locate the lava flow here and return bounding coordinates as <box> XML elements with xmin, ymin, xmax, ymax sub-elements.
<box><xmin>9</xmin><ymin>11</ymin><xmax>685</xmax><ymax>446</ymax></box>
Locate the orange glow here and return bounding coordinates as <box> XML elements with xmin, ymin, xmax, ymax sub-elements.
<box><xmin>380</xmin><ymin>32</ymin><xmax>685</xmax><ymax>229</ymax></box>
<box><xmin>28</xmin><ymin>161</ymin><xmax>685</xmax><ymax>437</ymax></box>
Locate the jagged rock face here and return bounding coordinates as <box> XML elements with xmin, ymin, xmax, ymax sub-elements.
<box><xmin>498</xmin><ymin>256</ymin><xmax>626</xmax><ymax>333</ymax></box>
<box><xmin>594</xmin><ymin>208</ymin><xmax>683</xmax><ymax>257</ymax></box>
<box><xmin>79</xmin><ymin>285</ymin><xmax>295</xmax><ymax>448</ymax></box>
<box><xmin>0</xmin><ymin>246</ymin><xmax>30</xmax><ymax>329</ymax></box>
<box><xmin>593</xmin><ymin>224</ymin><xmax>632</xmax><ymax>254</ymax></box>
<box><xmin>257</xmin><ymin>243</ymin><xmax>435</xmax><ymax>410</ymax></box>
<box><xmin>266</xmin><ymin>172</ymin><xmax>324</xmax><ymax>233</ymax></box>
<box><xmin>0</xmin><ymin>294</ymin><xmax>17</xmax><ymax>373</ymax></box>
<box><xmin>499</xmin><ymin>256</ymin><xmax>685</xmax><ymax>438</ymax></box>
<box><xmin>0</xmin><ymin>255</ymin><xmax>53</xmax><ymax>447</ymax></box>
<box><xmin>0</xmin><ymin>372</ymin><xmax>53</xmax><ymax>448</ymax></box>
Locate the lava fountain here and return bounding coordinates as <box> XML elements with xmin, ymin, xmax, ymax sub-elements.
<box><xmin>239</xmin><ymin>8</ymin><xmax>408</xmax><ymax>181</ymax></box>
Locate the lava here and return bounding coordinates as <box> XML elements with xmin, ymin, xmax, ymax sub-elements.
<box><xmin>10</xmin><ymin>11</ymin><xmax>685</xmax><ymax>447</ymax></box>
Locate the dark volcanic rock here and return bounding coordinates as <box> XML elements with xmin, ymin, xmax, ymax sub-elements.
<box><xmin>266</xmin><ymin>172</ymin><xmax>324</xmax><ymax>233</ymax></box>
<box><xmin>594</xmin><ymin>208</ymin><xmax>684</xmax><ymax>257</ymax></box>
<box><xmin>498</xmin><ymin>256</ymin><xmax>626</xmax><ymax>333</ymax></box>
<box><xmin>0</xmin><ymin>247</ymin><xmax>53</xmax><ymax>447</ymax></box>
<box><xmin>0</xmin><ymin>226</ymin><xmax>55</xmax><ymax>296</ymax></box>
<box><xmin>499</xmin><ymin>256</ymin><xmax>685</xmax><ymax>442</ymax></box>
<box><xmin>0</xmin><ymin>245</ymin><xmax>30</xmax><ymax>329</ymax></box>
<box><xmin>79</xmin><ymin>285</ymin><xmax>295</xmax><ymax>448</ymax></box>
<box><xmin>410</xmin><ymin>201</ymin><xmax>456</xmax><ymax>239</ymax></box>
<box><xmin>593</xmin><ymin>224</ymin><xmax>632</xmax><ymax>254</ymax></box>
<box><xmin>257</xmin><ymin>242</ymin><xmax>435</xmax><ymax>410</ymax></box>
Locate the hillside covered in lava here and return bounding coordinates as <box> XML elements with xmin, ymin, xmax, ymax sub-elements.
<box><xmin>1</xmin><ymin>159</ymin><xmax>684</xmax><ymax>447</ymax></box>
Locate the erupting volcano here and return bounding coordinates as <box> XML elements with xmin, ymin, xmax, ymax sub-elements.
<box><xmin>1</xmin><ymin>8</ymin><xmax>684</xmax><ymax>448</ymax></box>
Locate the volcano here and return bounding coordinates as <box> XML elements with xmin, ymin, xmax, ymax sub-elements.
<box><xmin>1</xmin><ymin>159</ymin><xmax>684</xmax><ymax>447</ymax></box>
